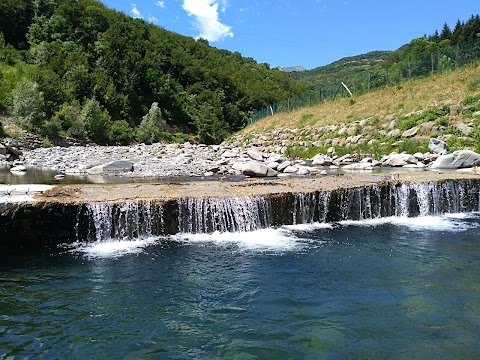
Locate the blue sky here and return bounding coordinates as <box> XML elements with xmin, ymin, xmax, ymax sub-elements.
<box><xmin>101</xmin><ymin>0</ymin><xmax>479</xmax><ymax>70</ymax></box>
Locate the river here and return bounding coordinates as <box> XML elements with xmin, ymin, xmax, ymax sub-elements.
<box><xmin>1</xmin><ymin>214</ymin><xmax>480</xmax><ymax>359</ymax></box>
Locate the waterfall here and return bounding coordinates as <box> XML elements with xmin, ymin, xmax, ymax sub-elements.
<box><xmin>177</xmin><ymin>196</ymin><xmax>271</xmax><ymax>233</ymax></box>
<box><xmin>84</xmin><ymin>201</ymin><xmax>164</xmax><ymax>241</ymax></box>
<box><xmin>75</xmin><ymin>179</ymin><xmax>480</xmax><ymax>242</ymax></box>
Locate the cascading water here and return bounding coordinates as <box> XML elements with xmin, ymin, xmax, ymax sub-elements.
<box><xmin>84</xmin><ymin>201</ymin><xmax>164</xmax><ymax>241</ymax></box>
<box><xmin>77</xmin><ymin>180</ymin><xmax>480</xmax><ymax>243</ymax></box>
<box><xmin>176</xmin><ymin>196</ymin><xmax>271</xmax><ymax>233</ymax></box>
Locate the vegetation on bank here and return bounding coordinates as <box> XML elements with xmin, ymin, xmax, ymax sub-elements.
<box><xmin>0</xmin><ymin>0</ymin><xmax>307</xmax><ymax>145</ymax></box>
<box><xmin>238</xmin><ymin>62</ymin><xmax>480</xmax><ymax>158</ymax></box>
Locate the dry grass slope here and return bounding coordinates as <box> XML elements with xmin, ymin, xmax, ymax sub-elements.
<box><xmin>243</xmin><ymin>63</ymin><xmax>480</xmax><ymax>134</ymax></box>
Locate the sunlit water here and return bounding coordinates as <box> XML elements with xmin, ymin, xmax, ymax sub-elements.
<box><xmin>2</xmin><ymin>214</ymin><xmax>480</xmax><ymax>359</ymax></box>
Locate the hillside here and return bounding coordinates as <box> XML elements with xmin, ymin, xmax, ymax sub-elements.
<box><xmin>291</xmin><ymin>51</ymin><xmax>390</xmax><ymax>89</ymax></box>
<box><xmin>292</xmin><ymin>15</ymin><xmax>480</xmax><ymax>93</ymax></box>
<box><xmin>0</xmin><ymin>0</ymin><xmax>307</xmax><ymax>144</ymax></box>
<box><xmin>232</xmin><ymin>62</ymin><xmax>480</xmax><ymax>158</ymax></box>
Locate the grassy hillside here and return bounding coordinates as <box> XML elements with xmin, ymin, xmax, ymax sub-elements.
<box><xmin>291</xmin><ymin>51</ymin><xmax>390</xmax><ymax>89</ymax></box>
<box><xmin>237</xmin><ymin>62</ymin><xmax>480</xmax><ymax>157</ymax></box>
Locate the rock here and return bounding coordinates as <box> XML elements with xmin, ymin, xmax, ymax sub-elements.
<box><xmin>388</xmin><ymin>129</ymin><xmax>401</xmax><ymax>137</ymax></box>
<box><xmin>384</xmin><ymin>153</ymin><xmax>417</xmax><ymax>167</ymax></box>
<box><xmin>222</xmin><ymin>150</ymin><xmax>239</xmax><ymax>158</ymax></box>
<box><xmin>296</xmin><ymin>167</ymin><xmax>310</xmax><ymax>175</ymax></box>
<box><xmin>419</xmin><ymin>121</ymin><xmax>435</xmax><ymax>134</ymax></box>
<box><xmin>87</xmin><ymin>160</ymin><xmax>134</xmax><ymax>175</ymax></box>
<box><xmin>450</xmin><ymin>104</ymin><xmax>461</xmax><ymax>115</ymax></box>
<box><xmin>242</xmin><ymin>161</ymin><xmax>278</xmax><ymax>177</ymax></box>
<box><xmin>247</xmin><ymin>148</ymin><xmax>264</xmax><ymax>161</ymax></box>
<box><xmin>10</xmin><ymin>165</ymin><xmax>26</xmax><ymax>173</ymax></box>
<box><xmin>0</xmin><ymin>144</ymin><xmax>7</xmax><ymax>155</ymax></box>
<box><xmin>267</xmin><ymin>162</ymin><xmax>279</xmax><ymax>170</ymax></box>
<box><xmin>456</xmin><ymin>123</ymin><xmax>472</xmax><ymax>135</ymax></box>
<box><xmin>277</xmin><ymin>160</ymin><xmax>292</xmax><ymax>172</ymax></box>
<box><xmin>283</xmin><ymin>166</ymin><xmax>298</xmax><ymax>174</ymax></box>
<box><xmin>413</xmin><ymin>152</ymin><xmax>425</xmax><ymax>161</ymax></box>
<box><xmin>311</xmin><ymin>154</ymin><xmax>332</xmax><ymax>166</ymax></box>
<box><xmin>402</xmin><ymin>126</ymin><xmax>419</xmax><ymax>137</ymax></box>
<box><xmin>431</xmin><ymin>150</ymin><xmax>480</xmax><ymax>169</ymax></box>
<box><xmin>428</xmin><ymin>138</ymin><xmax>448</xmax><ymax>154</ymax></box>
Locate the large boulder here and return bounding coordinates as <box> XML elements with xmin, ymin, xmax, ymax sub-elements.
<box><xmin>247</xmin><ymin>148</ymin><xmax>264</xmax><ymax>161</ymax></box>
<box><xmin>87</xmin><ymin>160</ymin><xmax>134</xmax><ymax>175</ymax></box>
<box><xmin>311</xmin><ymin>154</ymin><xmax>333</xmax><ymax>166</ymax></box>
<box><xmin>242</xmin><ymin>162</ymin><xmax>278</xmax><ymax>177</ymax></box>
<box><xmin>431</xmin><ymin>150</ymin><xmax>480</xmax><ymax>169</ymax></box>
<box><xmin>428</xmin><ymin>138</ymin><xmax>448</xmax><ymax>154</ymax></box>
<box><xmin>383</xmin><ymin>153</ymin><xmax>417</xmax><ymax>167</ymax></box>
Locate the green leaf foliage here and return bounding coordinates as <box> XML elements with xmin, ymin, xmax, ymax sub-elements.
<box><xmin>80</xmin><ymin>98</ymin><xmax>111</xmax><ymax>144</ymax></box>
<box><xmin>0</xmin><ymin>0</ymin><xmax>307</xmax><ymax>144</ymax></box>
<box><xmin>136</xmin><ymin>102</ymin><xmax>166</xmax><ymax>144</ymax></box>
<box><xmin>11</xmin><ymin>79</ymin><xmax>45</xmax><ymax>130</ymax></box>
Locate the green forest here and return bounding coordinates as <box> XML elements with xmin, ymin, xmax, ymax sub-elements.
<box><xmin>0</xmin><ymin>0</ymin><xmax>307</xmax><ymax>144</ymax></box>
<box><xmin>292</xmin><ymin>15</ymin><xmax>480</xmax><ymax>93</ymax></box>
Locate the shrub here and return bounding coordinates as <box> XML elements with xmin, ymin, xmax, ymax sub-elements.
<box><xmin>136</xmin><ymin>102</ymin><xmax>166</xmax><ymax>144</ymax></box>
<box><xmin>11</xmin><ymin>79</ymin><xmax>46</xmax><ymax>131</ymax></box>
<box><xmin>110</xmin><ymin>120</ymin><xmax>134</xmax><ymax>145</ymax></box>
<box><xmin>80</xmin><ymin>99</ymin><xmax>111</xmax><ymax>144</ymax></box>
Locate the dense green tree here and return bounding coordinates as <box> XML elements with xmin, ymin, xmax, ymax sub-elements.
<box><xmin>440</xmin><ymin>22</ymin><xmax>452</xmax><ymax>41</ymax></box>
<box><xmin>11</xmin><ymin>79</ymin><xmax>45</xmax><ymax>130</ymax></box>
<box><xmin>80</xmin><ymin>98</ymin><xmax>111</xmax><ymax>144</ymax></box>
<box><xmin>136</xmin><ymin>102</ymin><xmax>166</xmax><ymax>144</ymax></box>
<box><xmin>110</xmin><ymin>120</ymin><xmax>134</xmax><ymax>145</ymax></box>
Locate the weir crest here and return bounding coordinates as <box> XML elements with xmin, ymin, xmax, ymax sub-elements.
<box><xmin>81</xmin><ymin>179</ymin><xmax>480</xmax><ymax>242</ymax></box>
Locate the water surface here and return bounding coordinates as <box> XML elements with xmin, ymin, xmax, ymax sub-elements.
<box><xmin>1</xmin><ymin>214</ymin><xmax>480</xmax><ymax>359</ymax></box>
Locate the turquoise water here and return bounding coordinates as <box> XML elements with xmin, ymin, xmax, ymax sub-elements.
<box><xmin>1</xmin><ymin>214</ymin><xmax>480</xmax><ymax>359</ymax></box>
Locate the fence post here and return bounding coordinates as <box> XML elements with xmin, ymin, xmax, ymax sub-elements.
<box><xmin>455</xmin><ymin>44</ymin><xmax>460</xmax><ymax>68</ymax></box>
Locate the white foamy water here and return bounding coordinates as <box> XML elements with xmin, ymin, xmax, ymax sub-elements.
<box><xmin>339</xmin><ymin>213</ymin><xmax>480</xmax><ymax>232</ymax></box>
<box><xmin>172</xmin><ymin>227</ymin><xmax>311</xmax><ymax>252</ymax></box>
<box><xmin>70</xmin><ymin>212</ymin><xmax>480</xmax><ymax>258</ymax></box>
<box><xmin>71</xmin><ymin>238</ymin><xmax>160</xmax><ymax>259</ymax></box>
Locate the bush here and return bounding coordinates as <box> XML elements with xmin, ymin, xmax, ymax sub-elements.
<box><xmin>11</xmin><ymin>79</ymin><xmax>46</xmax><ymax>131</ymax></box>
<box><xmin>80</xmin><ymin>99</ymin><xmax>111</xmax><ymax>144</ymax></box>
<box><xmin>136</xmin><ymin>102</ymin><xmax>166</xmax><ymax>144</ymax></box>
<box><xmin>110</xmin><ymin>120</ymin><xmax>134</xmax><ymax>145</ymax></box>
<box><xmin>41</xmin><ymin>118</ymin><xmax>63</xmax><ymax>137</ymax></box>
<box><xmin>52</xmin><ymin>103</ymin><xmax>82</xmax><ymax>132</ymax></box>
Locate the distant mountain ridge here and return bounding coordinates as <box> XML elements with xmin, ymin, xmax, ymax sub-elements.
<box><xmin>276</xmin><ymin>65</ymin><xmax>307</xmax><ymax>73</ymax></box>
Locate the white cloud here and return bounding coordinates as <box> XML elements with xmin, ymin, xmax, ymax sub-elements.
<box><xmin>155</xmin><ymin>1</ymin><xmax>165</xmax><ymax>8</ymax></box>
<box><xmin>149</xmin><ymin>15</ymin><xmax>159</xmax><ymax>23</ymax></box>
<box><xmin>131</xmin><ymin>4</ymin><xmax>142</xmax><ymax>18</ymax></box>
<box><xmin>182</xmin><ymin>0</ymin><xmax>234</xmax><ymax>42</ymax></box>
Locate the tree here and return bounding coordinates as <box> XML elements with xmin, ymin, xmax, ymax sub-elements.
<box><xmin>11</xmin><ymin>79</ymin><xmax>46</xmax><ymax>130</ymax></box>
<box><xmin>136</xmin><ymin>102</ymin><xmax>166</xmax><ymax>144</ymax></box>
<box><xmin>80</xmin><ymin>98</ymin><xmax>111</xmax><ymax>144</ymax></box>
<box><xmin>440</xmin><ymin>22</ymin><xmax>452</xmax><ymax>41</ymax></box>
<box><xmin>110</xmin><ymin>120</ymin><xmax>133</xmax><ymax>145</ymax></box>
